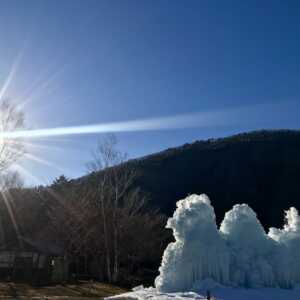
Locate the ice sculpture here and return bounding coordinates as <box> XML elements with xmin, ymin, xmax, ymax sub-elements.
<box><xmin>155</xmin><ymin>194</ymin><xmax>229</xmax><ymax>292</ymax></box>
<box><xmin>155</xmin><ymin>194</ymin><xmax>300</xmax><ymax>292</ymax></box>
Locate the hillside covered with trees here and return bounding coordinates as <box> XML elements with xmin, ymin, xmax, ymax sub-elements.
<box><xmin>84</xmin><ymin>129</ymin><xmax>300</xmax><ymax>228</ymax></box>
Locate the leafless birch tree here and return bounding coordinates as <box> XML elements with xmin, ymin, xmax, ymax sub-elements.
<box><xmin>0</xmin><ymin>100</ymin><xmax>25</xmax><ymax>189</ymax></box>
<box><xmin>87</xmin><ymin>134</ymin><xmax>148</xmax><ymax>283</ymax></box>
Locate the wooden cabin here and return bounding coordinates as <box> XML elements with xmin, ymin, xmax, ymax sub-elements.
<box><xmin>0</xmin><ymin>236</ymin><xmax>67</xmax><ymax>283</ymax></box>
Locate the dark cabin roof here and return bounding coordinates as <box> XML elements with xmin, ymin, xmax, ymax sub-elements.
<box><xmin>0</xmin><ymin>236</ymin><xmax>63</xmax><ymax>256</ymax></box>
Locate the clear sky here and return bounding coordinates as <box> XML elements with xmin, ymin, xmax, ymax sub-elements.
<box><xmin>1</xmin><ymin>0</ymin><xmax>300</xmax><ymax>186</ymax></box>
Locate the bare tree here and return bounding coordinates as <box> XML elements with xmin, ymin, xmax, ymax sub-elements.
<box><xmin>46</xmin><ymin>135</ymin><xmax>167</xmax><ymax>284</ymax></box>
<box><xmin>44</xmin><ymin>137</ymin><xmax>168</xmax><ymax>284</ymax></box>
<box><xmin>87</xmin><ymin>134</ymin><xmax>147</xmax><ymax>283</ymax></box>
<box><xmin>0</xmin><ymin>171</ymin><xmax>23</xmax><ymax>191</ymax></box>
<box><xmin>0</xmin><ymin>100</ymin><xmax>25</xmax><ymax>172</ymax></box>
<box><xmin>0</xmin><ymin>100</ymin><xmax>25</xmax><ymax>247</ymax></box>
<box><xmin>0</xmin><ymin>100</ymin><xmax>25</xmax><ymax>192</ymax></box>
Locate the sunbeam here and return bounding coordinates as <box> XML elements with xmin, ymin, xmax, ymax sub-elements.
<box><xmin>12</xmin><ymin>164</ymin><xmax>48</xmax><ymax>186</ymax></box>
<box><xmin>1</xmin><ymin>190</ymin><xmax>22</xmax><ymax>245</ymax></box>
<box><xmin>17</xmin><ymin>63</ymin><xmax>69</xmax><ymax>110</ymax></box>
<box><xmin>21</xmin><ymin>140</ymin><xmax>66</xmax><ymax>152</ymax></box>
<box><xmin>23</xmin><ymin>152</ymin><xmax>66</xmax><ymax>173</ymax></box>
<box><xmin>0</xmin><ymin>49</ymin><xmax>25</xmax><ymax>102</ymax></box>
<box><xmin>0</xmin><ymin>111</ymin><xmax>226</xmax><ymax>140</ymax></box>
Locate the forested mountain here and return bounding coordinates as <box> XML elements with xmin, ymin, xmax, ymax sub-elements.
<box><xmin>82</xmin><ymin>129</ymin><xmax>300</xmax><ymax>229</ymax></box>
<box><xmin>4</xmin><ymin>129</ymin><xmax>299</xmax><ymax>236</ymax></box>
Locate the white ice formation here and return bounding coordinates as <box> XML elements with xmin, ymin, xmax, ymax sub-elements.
<box><xmin>155</xmin><ymin>194</ymin><xmax>300</xmax><ymax>292</ymax></box>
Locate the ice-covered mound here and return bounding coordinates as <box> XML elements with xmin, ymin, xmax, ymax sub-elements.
<box><xmin>269</xmin><ymin>207</ymin><xmax>300</xmax><ymax>283</ymax></box>
<box><xmin>155</xmin><ymin>194</ymin><xmax>229</xmax><ymax>292</ymax></box>
<box><xmin>155</xmin><ymin>194</ymin><xmax>300</xmax><ymax>292</ymax></box>
<box><xmin>220</xmin><ymin>204</ymin><xmax>290</xmax><ymax>288</ymax></box>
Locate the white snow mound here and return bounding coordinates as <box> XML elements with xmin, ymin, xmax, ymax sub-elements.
<box><xmin>106</xmin><ymin>285</ymin><xmax>300</xmax><ymax>300</ymax></box>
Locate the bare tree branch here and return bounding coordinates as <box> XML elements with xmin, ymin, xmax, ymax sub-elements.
<box><xmin>0</xmin><ymin>99</ymin><xmax>25</xmax><ymax>177</ymax></box>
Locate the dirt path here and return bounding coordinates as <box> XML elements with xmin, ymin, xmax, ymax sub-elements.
<box><xmin>0</xmin><ymin>281</ymin><xmax>127</xmax><ymax>299</ymax></box>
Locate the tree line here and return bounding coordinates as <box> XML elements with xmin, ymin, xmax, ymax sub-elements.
<box><xmin>0</xmin><ymin>133</ymin><xmax>169</xmax><ymax>286</ymax></box>
<box><xmin>0</xmin><ymin>101</ymin><xmax>169</xmax><ymax>286</ymax></box>
<box><xmin>44</xmin><ymin>135</ymin><xmax>170</xmax><ymax>285</ymax></box>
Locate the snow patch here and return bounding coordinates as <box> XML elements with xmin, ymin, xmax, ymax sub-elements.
<box><xmin>106</xmin><ymin>286</ymin><xmax>300</xmax><ymax>300</ymax></box>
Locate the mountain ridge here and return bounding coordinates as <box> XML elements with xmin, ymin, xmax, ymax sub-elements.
<box><xmin>77</xmin><ymin>129</ymin><xmax>300</xmax><ymax>229</ymax></box>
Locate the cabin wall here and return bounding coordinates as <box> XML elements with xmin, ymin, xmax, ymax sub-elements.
<box><xmin>51</xmin><ymin>257</ymin><xmax>68</xmax><ymax>282</ymax></box>
<box><xmin>0</xmin><ymin>251</ymin><xmax>65</xmax><ymax>282</ymax></box>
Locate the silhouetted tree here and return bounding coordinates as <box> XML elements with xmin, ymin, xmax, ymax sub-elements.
<box><xmin>0</xmin><ymin>100</ymin><xmax>25</xmax><ymax>173</ymax></box>
<box><xmin>86</xmin><ymin>134</ymin><xmax>168</xmax><ymax>283</ymax></box>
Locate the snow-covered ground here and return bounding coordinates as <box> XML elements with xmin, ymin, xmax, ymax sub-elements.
<box><xmin>106</xmin><ymin>286</ymin><xmax>300</xmax><ymax>300</ymax></box>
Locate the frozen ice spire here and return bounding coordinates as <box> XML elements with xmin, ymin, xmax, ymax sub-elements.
<box><xmin>155</xmin><ymin>194</ymin><xmax>229</xmax><ymax>292</ymax></box>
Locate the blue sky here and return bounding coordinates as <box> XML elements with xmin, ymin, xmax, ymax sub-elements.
<box><xmin>1</xmin><ymin>0</ymin><xmax>300</xmax><ymax>185</ymax></box>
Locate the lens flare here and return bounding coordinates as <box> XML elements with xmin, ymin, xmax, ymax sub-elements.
<box><xmin>0</xmin><ymin>111</ymin><xmax>226</xmax><ymax>140</ymax></box>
